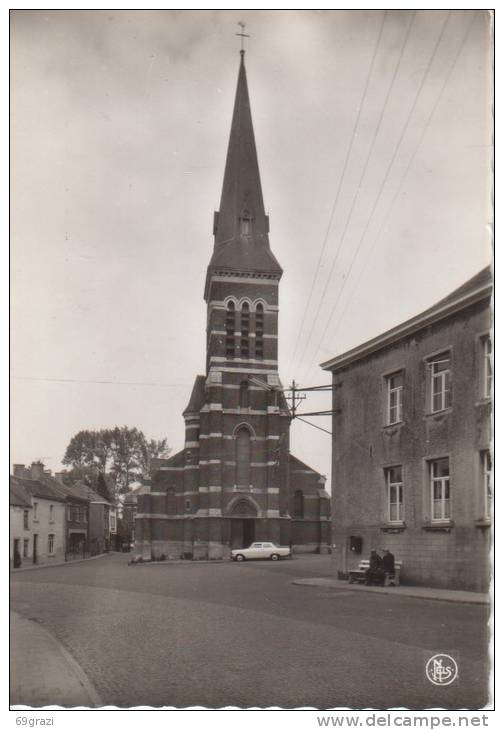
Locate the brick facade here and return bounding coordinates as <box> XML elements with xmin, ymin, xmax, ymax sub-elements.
<box><xmin>322</xmin><ymin>268</ymin><xmax>492</xmax><ymax>591</ymax></box>
<box><xmin>135</xmin><ymin>53</ymin><xmax>330</xmax><ymax>560</ymax></box>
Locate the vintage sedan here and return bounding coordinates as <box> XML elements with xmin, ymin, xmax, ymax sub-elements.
<box><xmin>231</xmin><ymin>542</ymin><xmax>291</xmax><ymax>561</ymax></box>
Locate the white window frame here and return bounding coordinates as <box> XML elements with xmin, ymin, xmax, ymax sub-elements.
<box><xmin>386</xmin><ymin>372</ymin><xmax>404</xmax><ymax>425</ymax></box>
<box><xmin>483</xmin><ymin>336</ymin><xmax>492</xmax><ymax>399</ymax></box>
<box><xmin>48</xmin><ymin>533</ymin><xmax>55</xmax><ymax>555</ymax></box>
<box><xmin>430</xmin><ymin>458</ymin><xmax>451</xmax><ymax>522</ymax></box>
<box><xmin>483</xmin><ymin>450</ymin><xmax>492</xmax><ymax>520</ymax></box>
<box><xmin>429</xmin><ymin>356</ymin><xmax>452</xmax><ymax>413</ymax></box>
<box><xmin>23</xmin><ymin>539</ymin><xmax>29</xmax><ymax>558</ymax></box>
<box><xmin>386</xmin><ymin>466</ymin><xmax>404</xmax><ymax>522</ymax></box>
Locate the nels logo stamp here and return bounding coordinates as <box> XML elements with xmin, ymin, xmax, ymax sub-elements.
<box><xmin>425</xmin><ymin>654</ymin><xmax>458</xmax><ymax>686</ymax></box>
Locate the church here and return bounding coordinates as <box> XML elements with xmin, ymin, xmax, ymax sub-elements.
<box><xmin>135</xmin><ymin>49</ymin><xmax>331</xmax><ymax>560</ymax></box>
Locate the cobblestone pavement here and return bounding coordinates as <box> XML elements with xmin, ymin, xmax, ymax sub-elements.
<box><xmin>10</xmin><ymin>611</ymin><xmax>102</xmax><ymax>707</ymax></box>
<box><xmin>10</xmin><ymin>553</ymin><xmax>491</xmax><ymax>709</ymax></box>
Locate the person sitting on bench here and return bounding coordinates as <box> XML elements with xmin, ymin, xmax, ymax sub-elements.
<box><xmin>365</xmin><ymin>549</ymin><xmax>384</xmax><ymax>585</ymax></box>
<box><xmin>381</xmin><ymin>548</ymin><xmax>395</xmax><ymax>584</ymax></box>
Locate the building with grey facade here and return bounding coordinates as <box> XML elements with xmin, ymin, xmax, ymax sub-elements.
<box><xmin>321</xmin><ymin>267</ymin><xmax>492</xmax><ymax>591</ymax></box>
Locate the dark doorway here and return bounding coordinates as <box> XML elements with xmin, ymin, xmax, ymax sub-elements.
<box><xmin>32</xmin><ymin>534</ymin><xmax>38</xmax><ymax>564</ymax></box>
<box><xmin>13</xmin><ymin>539</ymin><xmax>21</xmax><ymax>568</ymax></box>
<box><xmin>230</xmin><ymin>519</ymin><xmax>255</xmax><ymax>549</ymax></box>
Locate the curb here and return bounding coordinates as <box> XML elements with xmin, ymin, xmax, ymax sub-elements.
<box><xmin>10</xmin><ymin>552</ymin><xmax>109</xmax><ymax>574</ymax></box>
<box><xmin>10</xmin><ymin>612</ymin><xmax>103</xmax><ymax>708</ymax></box>
<box><xmin>291</xmin><ymin>579</ymin><xmax>490</xmax><ymax>606</ymax></box>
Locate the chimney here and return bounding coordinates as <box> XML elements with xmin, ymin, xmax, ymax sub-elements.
<box><xmin>55</xmin><ymin>472</ymin><xmax>66</xmax><ymax>485</ymax></box>
<box><xmin>13</xmin><ymin>464</ymin><xmax>27</xmax><ymax>477</ymax></box>
<box><xmin>30</xmin><ymin>462</ymin><xmax>45</xmax><ymax>480</ymax></box>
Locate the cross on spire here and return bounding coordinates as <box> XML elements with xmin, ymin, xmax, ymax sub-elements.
<box><xmin>236</xmin><ymin>21</ymin><xmax>250</xmax><ymax>55</ymax></box>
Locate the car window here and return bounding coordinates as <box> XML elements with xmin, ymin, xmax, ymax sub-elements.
<box><xmin>251</xmin><ymin>543</ymin><xmax>262</xmax><ymax>548</ymax></box>
<box><xmin>263</xmin><ymin>543</ymin><xmax>273</xmax><ymax>548</ymax></box>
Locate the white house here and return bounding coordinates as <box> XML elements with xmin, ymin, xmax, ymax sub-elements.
<box><xmin>10</xmin><ymin>463</ymin><xmax>66</xmax><ymax>567</ymax></box>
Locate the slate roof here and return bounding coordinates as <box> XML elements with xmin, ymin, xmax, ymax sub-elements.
<box><xmin>206</xmin><ymin>53</ymin><xmax>282</xmax><ymax>289</ymax></box>
<box><xmin>43</xmin><ymin>478</ymin><xmax>91</xmax><ymax>504</ymax></box>
<box><xmin>10</xmin><ymin>475</ymin><xmax>66</xmax><ymax>503</ymax></box>
<box><xmin>70</xmin><ymin>481</ymin><xmax>111</xmax><ymax>505</ymax></box>
<box><xmin>9</xmin><ymin>478</ymin><xmax>32</xmax><ymax>507</ymax></box>
<box><xmin>289</xmin><ymin>454</ymin><xmax>318</xmax><ymax>474</ymax></box>
<box><xmin>151</xmin><ymin>449</ymin><xmax>186</xmax><ymax>472</ymax></box>
<box><xmin>183</xmin><ymin>374</ymin><xmax>207</xmax><ymax>415</ymax></box>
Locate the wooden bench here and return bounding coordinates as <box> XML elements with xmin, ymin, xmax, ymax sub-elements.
<box><xmin>348</xmin><ymin>559</ymin><xmax>402</xmax><ymax>586</ymax></box>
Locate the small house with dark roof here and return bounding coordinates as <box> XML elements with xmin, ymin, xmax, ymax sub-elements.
<box><xmin>49</xmin><ymin>477</ymin><xmax>90</xmax><ymax>558</ymax></box>
<box><xmin>10</xmin><ymin>479</ymin><xmax>32</xmax><ymax>568</ymax></box>
<box><xmin>321</xmin><ymin>267</ymin><xmax>492</xmax><ymax>591</ymax></box>
<box><xmin>10</xmin><ymin>463</ymin><xmax>67</xmax><ymax>567</ymax></box>
<box><xmin>70</xmin><ymin>482</ymin><xmax>113</xmax><ymax>555</ymax></box>
<box><xmin>136</xmin><ymin>51</ymin><xmax>330</xmax><ymax>560</ymax></box>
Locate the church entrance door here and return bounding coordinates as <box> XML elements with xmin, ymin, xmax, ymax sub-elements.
<box><xmin>230</xmin><ymin>518</ymin><xmax>255</xmax><ymax>549</ymax></box>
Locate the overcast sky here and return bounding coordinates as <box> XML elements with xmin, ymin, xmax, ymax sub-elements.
<box><xmin>11</xmin><ymin>9</ymin><xmax>492</xmax><ymax>481</ymax></box>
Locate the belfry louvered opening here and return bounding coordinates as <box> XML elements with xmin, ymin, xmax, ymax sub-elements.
<box><xmin>255</xmin><ymin>303</ymin><xmax>264</xmax><ymax>359</ymax></box>
<box><xmin>226</xmin><ymin>301</ymin><xmax>235</xmax><ymax>358</ymax></box>
<box><xmin>241</xmin><ymin>302</ymin><xmax>250</xmax><ymax>358</ymax></box>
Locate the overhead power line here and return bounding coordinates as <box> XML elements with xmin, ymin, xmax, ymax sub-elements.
<box><xmin>288</xmin><ymin>10</ymin><xmax>387</xmax><ymax>374</ymax></box>
<box><xmin>296</xmin><ymin>10</ymin><xmax>417</xmax><ymax>372</ymax></box>
<box><xmin>302</xmin><ymin>11</ymin><xmax>453</xmax><ymax>377</ymax></box>
<box><xmin>11</xmin><ymin>375</ymin><xmax>191</xmax><ymax>388</ymax></box>
<box><xmin>318</xmin><ymin>11</ymin><xmax>477</xmax><ymax>353</ymax></box>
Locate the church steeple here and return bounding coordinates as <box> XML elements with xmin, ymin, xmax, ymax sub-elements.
<box><xmin>205</xmin><ymin>51</ymin><xmax>282</xmax><ymax>299</ymax></box>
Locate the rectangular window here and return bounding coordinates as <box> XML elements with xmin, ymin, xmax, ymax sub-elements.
<box><xmin>33</xmin><ymin>502</ymin><xmax>38</xmax><ymax>520</ymax></box>
<box><xmin>430</xmin><ymin>458</ymin><xmax>450</xmax><ymax>521</ymax></box>
<box><xmin>429</xmin><ymin>355</ymin><xmax>452</xmax><ymax>413</ymax></box>
<box><xmin>385</xmin><ymin>466</ymin><xmax>404</xmax><ymax>522</ymax></box>
<box><xmin>67</xmin><ymin>505</ymin><xmax>72</xmax><ymax>520</ymax></box>
<box><xmin>23</xmin><ymin>510</ymin><xmax>29</xmax><ymax>530</ymax></box>
<box><xmin>75</xmin><ymin>505</ymin><xmax>80</xmax><ymax>523</ymax></box>
<box><xmin>48</xmin><ymin>534</ymin><xmax>55</xmax><ymax>555</ymax></box>
<box><xmin>386</xmin><ymin>372</ymin><xmax>404</xmax><ymax>425</ymax></box>
<box><xmin>23</xmin><ymin>539</ymin><xmax>29</xmax><ymax>558</ymax></box>
<box><xmin>482</xmin><ymin>450</ymin><xmax>492</xmax><ymax>520</ymax></box>
<box><xmin>83</xmin><ymin>507</ymin><xmax>88</xmax><ymax>524</ymax></box>
<box><xmin>49</xmin><ymin>505</ymin><xmax>54</xmax><ymax>522</ymax></box>
<box><xmin>483</xmin><ymin>336</ymin><xmax>492</xmax><ymax>398</ymax></box>
<box><xmin>185</xmin><ymin>499</ymin><xmax>191</xmax><ymax>512</ymax></box>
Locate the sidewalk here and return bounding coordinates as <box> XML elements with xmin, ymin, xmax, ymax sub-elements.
<box><xmin>10</xmin><ymin>611</ymin><xmax>102</xmax><ymax>708</ymax></box>
<box><xmin>292</xmin><ymin>577</ymin><xmax>490</xmax><ymax>605</ymax></box>
<box><xmin>10</xmin><ymin>552</ymin><xmax>109</xmax><ymax>574</ymax></box>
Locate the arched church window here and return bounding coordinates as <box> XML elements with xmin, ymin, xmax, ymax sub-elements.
<box><xmin>235</xmin><ymin>427</ymin><xmax>251</xmax><ymax>487</ymax></box>
<box><xmin>255</xmin><ymin>303</ymin><xmax>264</xmax><ymax>360</ymax></box>
<box><xmin>241</xmin><ymin>303</ymin><xmax>250</xmax><ymax>359</ymax></box>
<box><xmin>293</xmin><ymin>489</ymin><xmax>304</xmax><ymax>518</ymax></box>
<box><xmin>239</xmin><ymin>381</ymin><xmax>249</xmax><ymax>409</ymax></box>
<box><xmin>165</xmin><ymin>488</ymin><xmax>176</xmax><ymax>515</ymax></box>
<box><xmin>226</xmin><ymin>301</ymin><xmax>235</xmax><ymax>359</ymax></box>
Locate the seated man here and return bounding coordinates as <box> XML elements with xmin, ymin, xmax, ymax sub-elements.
<box><xmin>365</xmin><ymin>549</ymin><xmax>384</xmax><ymax>585</ymax></box>
<box><xmin>381</xmin><ymin>548</ymin><xmax>395</xmax><ymax>583</ymax></box>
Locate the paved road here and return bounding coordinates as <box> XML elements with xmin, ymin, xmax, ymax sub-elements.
<box><xmin>10</xmin><ymin>553</ymin><xmax>490</xmax><ymax>709</ymax></box>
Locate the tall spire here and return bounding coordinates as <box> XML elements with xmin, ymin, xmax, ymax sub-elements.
<box><xmin>207</xmin><ymin>51</ymin><xmax>282</xmax><ymax>280</ymax></box>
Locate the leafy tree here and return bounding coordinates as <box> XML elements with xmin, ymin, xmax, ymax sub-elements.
<box><xmin>96</xmin><ymin>471</ymin><xmax>112</xmax><ymax>502</ymax></box>
<box><xmin>62</xmin><ymin>427</ymin><xmax>171</xmax><ymax>501</ymax></box>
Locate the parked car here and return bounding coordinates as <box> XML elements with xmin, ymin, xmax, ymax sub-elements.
<box><xmin>231</xmin><ymin>542</ymin><xmax>291</xmax><ymax>561</ymax></box>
